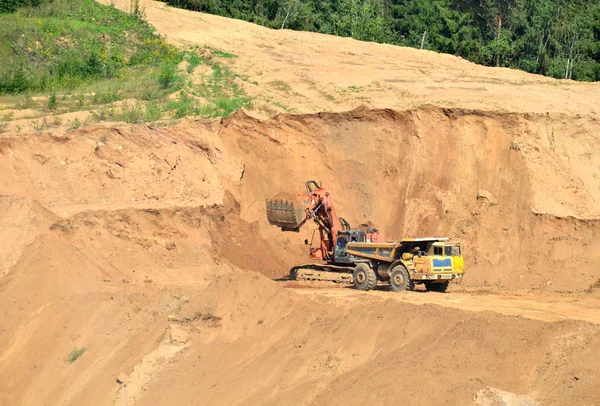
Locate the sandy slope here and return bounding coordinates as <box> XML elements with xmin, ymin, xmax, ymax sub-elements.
<box><xmin>103</xmin><ymin>0</ymin><xmax>600</xmax><ymax>117</ymax></box>
<box><xmin>1</xmin><ymin>108</ymin><xmax>599</xmax><ymax>405</ymax></box>
<box><xmin>1</xmin><ymin>1</ymin><xmax>600</xmax><ymax>405</ymax></box>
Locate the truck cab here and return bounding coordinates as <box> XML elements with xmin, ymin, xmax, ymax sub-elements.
<box><xmin>409</xmin><ymin>240</ymin><xmax>464</xmax><ymax>288</ymax></box>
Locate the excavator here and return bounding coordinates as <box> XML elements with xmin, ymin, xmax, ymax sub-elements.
<box><xmin>266</xmin><ymin>181</ymin><xmax>465</xmax><ymax>292</ymax></box>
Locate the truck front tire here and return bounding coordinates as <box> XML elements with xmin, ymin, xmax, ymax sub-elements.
<box><xmin>354</xmin><ymin>263</ymin><xmax>377</xmax><ymax>291</ymax></box>
<box><xmin>390</xmin><ymin>266</ymin><xmax>414</xmax><ymax>292</ymax></box>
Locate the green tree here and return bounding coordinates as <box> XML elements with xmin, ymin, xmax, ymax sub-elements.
<box><xmin>0</xmin><ymin>0</ymin><xmax>42</xmax><ymax>13</ymax></box>
<box><xmin>334</xmin><ymin>0</ymin><xmax>386</xmax><ymax>42</ymax></box>
<box><xmin>387</xmin><ymin>0</ymin><xmax>468</xmax><ymax>54</ymax></box>
<box><xmin>163</xmin><ymin>0</ymin><xmax>600</xmax><ymax>81</ymax></box>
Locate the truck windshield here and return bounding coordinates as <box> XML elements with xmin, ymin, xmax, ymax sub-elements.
<box><xmin>336</xmin><ymin>236</ymin><xmax>348</xmax><ymax>249</ymax></box>
<box><xmin>444</xmin><ymin>245</ymin><xmax>461</xmax><ymax>256</ymax></box>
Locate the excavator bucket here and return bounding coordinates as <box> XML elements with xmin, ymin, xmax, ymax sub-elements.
<box><xmin>265</xmin><ymin>199</ymin><xmax>305</xmax><ymax>231</ymax></box>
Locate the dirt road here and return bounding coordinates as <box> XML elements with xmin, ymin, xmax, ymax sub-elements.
<box><xmin>285</xmin><ymin>283</ymin><xmax>600</xmax><ymax>324</ymax></box>
<box><xmin>130</xmin><ymin>273</ymin><xmax>600</xmax><ymax>406</ymax></box>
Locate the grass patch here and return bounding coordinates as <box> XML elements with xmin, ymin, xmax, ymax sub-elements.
<box><xmin>273</xmin><ymin>101</ymin><xmax>294</xmax><ymax>112</ymax></box>
<box><xmin>192</xmin><ymin>61</ymin><xmax>251</xmax><ymax>116</ymax></box>
<box><xmin>4</xmin><ymin>49</ymin><xmax>251</xmax><ymax>123</ymax></box>
<box><xmin>0</xmin><ymin>2</ymin><xmax>253</xmax><ymax>127</ymax></box>
<box><xmin>154</xmin><ymin>119</ymin><xmax>179</xmax><ymax>127</ymax></box>
<box><xmin>268</xmin><ymin>80</ymin><xmax>291</xmax><ymax>92</ymax></box>
<box><xmin>0</xmin><ymin>0</ymin><xmax>180</xmax><ymax>94</ymax></box>
<box><xmin>65</xmin><ymin>347</ymin><xmax>86</xmax><ymax>363</ymax></box>
<box><xmin>18</xmin><ymin>94</ymin><xmax>35</xmax><ymax>109</ymax></box>
<box><xmin>211</xmin><ymin>48</ymin><xmax>236</xmax><ymax>58</ymax></box>
<box><xmin>119</xmin><ymin>103</ymin><xmax>144</xmax><ymax>123</ymax></box>
<box><xmin>347</xmin><ymin>85</ymin><xmax>364</xmax><ymax>93</ymax></box>
<box><xmin>215</xmin><ymin>96</ymin><xmax>250</xmax><ymax>115</ymax></box>
<box><xmin>92</xmin><ymin>101</ymin><xmax>164</xmax><ymax>123</ymax></box>
<box><xmin>186</xmin><ymin>51</ymin><xmax>202</xmax><ymax>73</ymax></box>
<box><xmin>166</xmin><ymin>92</ymin><xmax>198</xmax><ymax>118</ymax></box>
<box><xmin>145</xmin><ymin>101</ymin><xmax>162</xmax><ymax>121</ymax></box>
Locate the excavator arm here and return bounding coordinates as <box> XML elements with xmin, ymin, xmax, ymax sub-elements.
<box><xmin>266</xmin><ymin>180</ymin><xmax>343</xmax><ymax>260</ymax></box>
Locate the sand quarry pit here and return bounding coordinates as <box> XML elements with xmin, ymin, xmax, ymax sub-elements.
<box><xmin>2</xmin><ymin>2</ymin><xmax>600</xmax><ymax>405</ymax></box>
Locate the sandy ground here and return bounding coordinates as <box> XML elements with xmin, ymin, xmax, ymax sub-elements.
<box><xmin>0</xmin><ymin>1</ymin><xmax>600</xmax><ymax>405</ymax></box>
<box><xmin>286</xmin><ymin>283</ymin><xmax>600</xmax><ymax>325</ymax></box>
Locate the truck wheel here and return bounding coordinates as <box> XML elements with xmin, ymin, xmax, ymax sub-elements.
<box><xmin>390</xmin><ymin>266</ymin><xmax>414</xmax><ymax>292</ymax></box>
<box><xmin>425</xmin><ymin>282</ymin><xmax>449</xmax><ymax>293</ymax></box>
<box><xmin>354</xmin><ymin>263</ymin><xmax>377</xmax><ymax>291</ymax></box>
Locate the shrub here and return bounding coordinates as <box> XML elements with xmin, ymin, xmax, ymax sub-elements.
<box><xmin>119</xmin><ymin>103</ymin><xmax>144</xmax><ymax>123</ymax></box>
<box><xmin>65</xmin><ymin>347</ymin><xmax>86</xmax><ymax>363</ymax></box>
<box><xmin>0</xmin><ymin>64</ymin><xmax>28</xmax><ymax>94</ymax></box>
<box><xmin>158</xmin><ymin>62</ymin><xmax>180</xmax><ymax>89</ymax></box>
<box><xmin>145</xmin><ymin>102</ymin><xmax>162</xmax><ymax>121</ymax></box>
<box><xmin>71</xmin><ymin>117</ymin><xmax>81</xmax><ymax>129</ymax></box>
<box><xmin>47</xmin><ymin>90</ymin><xmax>57</xmax><ymax>110</ymax></box>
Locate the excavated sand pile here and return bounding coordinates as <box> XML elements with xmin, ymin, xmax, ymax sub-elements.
<box><xmin>1</xmin><ymin>106</ymin><xmax>599</xmax><ymax>405</ymax></box>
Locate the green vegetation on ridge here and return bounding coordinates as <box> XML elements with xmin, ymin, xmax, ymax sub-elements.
<box><xmin>0</xmin><ymin>0</ymin><xmax>252</xmax><ymax>126</ymax></box>
<box><xmin>165</xmin><ymin>0</ymin><xmax>600</xmax><ymax>82</ymax></box>
<box><xmin>0</xmin><ymin>0</ymin><xmax>179</xmax><ymax>93</ymax></box>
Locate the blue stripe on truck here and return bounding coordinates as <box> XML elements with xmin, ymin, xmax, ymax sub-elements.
<box><xmin>432</xmin><ymin>258</ymin><xmax>452</xmax><ymax>268</ymax></box>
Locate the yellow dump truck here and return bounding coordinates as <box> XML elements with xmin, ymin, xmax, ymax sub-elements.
<box><xmin>345</xmin><ymin>238</ymin><xmax>464</xmax><ymax>292</ymax></box>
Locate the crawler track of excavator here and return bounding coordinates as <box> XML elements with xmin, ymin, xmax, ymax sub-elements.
<box><xmin>290</xmin><ymin>264</ymin><xmax>355</xmax><ymax>284</ymax></box>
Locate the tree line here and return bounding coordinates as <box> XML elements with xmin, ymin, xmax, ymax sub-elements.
<box><xmin>0</xmin><ymin>0</ymin><xmax>41</xmax><ymax>13</ymax></box>
<box><xmin>165</xmin><ymin>0</ymin><xmax>600</xmax><ymax>81</ymax></box>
